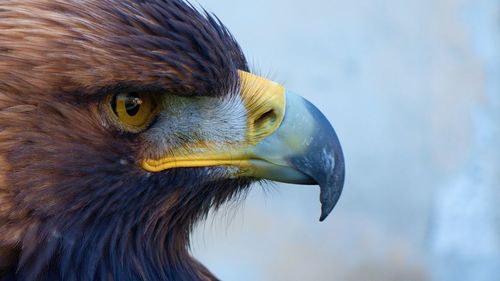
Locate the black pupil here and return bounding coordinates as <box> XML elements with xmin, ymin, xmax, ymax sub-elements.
<box><xmin>125</xmin><ymin>93</ymin><xmax>141</xmax><ymax>116</ymax></box>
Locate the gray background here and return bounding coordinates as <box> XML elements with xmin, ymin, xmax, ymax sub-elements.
<box><xmin>191</xmin><ymin>1</ymin><xmax>500</xmax><ymax>280</ymax></box>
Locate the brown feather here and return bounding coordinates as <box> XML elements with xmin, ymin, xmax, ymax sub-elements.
<box><xmin>0</xmin><ymin>1</ymin><xmax>249</xmax><ymax>280</ymax></box>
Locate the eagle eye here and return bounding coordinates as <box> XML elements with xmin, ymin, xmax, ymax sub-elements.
<box><xmin>109</xmin><ymin>92</ymin><xmax>159</xmax><ymax>132</ymax></box>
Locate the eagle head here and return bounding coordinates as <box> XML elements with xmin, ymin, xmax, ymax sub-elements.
<box><xmin>0</xmin><ymin>0</ymin><xmax>344</xmax><ymax>280</ymax></box>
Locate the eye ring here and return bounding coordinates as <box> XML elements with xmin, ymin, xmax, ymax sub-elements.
<box><xmin>108</xmin><ymin>92</ymin><xmax>159</xmax><ymax>132</ymax></box>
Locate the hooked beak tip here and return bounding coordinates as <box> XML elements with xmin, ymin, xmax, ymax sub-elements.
<box><xmin>319</xmin><ymin>146</ymin><xmax>345</xmax><ymax>221</ymax></box>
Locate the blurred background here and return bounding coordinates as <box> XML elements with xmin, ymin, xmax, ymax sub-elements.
<box><xmin>191</xmin><ymin>0</ymin><xmax>500</xmax><ymax>280</ymax></box>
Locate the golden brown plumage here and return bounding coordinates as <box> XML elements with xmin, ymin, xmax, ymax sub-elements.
<box><xmin>0</xmin><ymin>1</ymin><xmax>344</xmax><ymax>280</ymax></box>
<box><xmin>0</xmin><ymin>1</ymin><xmax>249</xmax><ymax>280</ymax></box>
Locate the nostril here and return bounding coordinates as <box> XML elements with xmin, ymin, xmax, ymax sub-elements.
<box><xmin>254</xmin><ymin>109</ymin><xmax>277</xmax><ymax>131</ymax></box>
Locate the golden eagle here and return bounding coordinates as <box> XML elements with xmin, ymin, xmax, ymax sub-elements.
<box><xmin>0</xmin><ymin>0</ymin><xmax>344</xmax><ymax>280</ymax></box>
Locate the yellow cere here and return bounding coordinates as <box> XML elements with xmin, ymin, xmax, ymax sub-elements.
<box><xmin>238</xmin><ymin>70</ymin><xmax>286</xmax><ymax>144</ymax></box>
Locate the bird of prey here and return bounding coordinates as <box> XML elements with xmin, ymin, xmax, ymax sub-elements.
<box><xmin>0</xmin><ymin>0</ymin><xmax>344</xmax><ymax>280</ymax></box>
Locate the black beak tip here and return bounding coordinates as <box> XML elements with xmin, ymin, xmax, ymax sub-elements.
<box><xmin>318</xmin><ymin>157</ymin><xmax>345</xmax><ymax>222</ymax></box>
<box><xmin>319</xmin><ymin>212</ymin><xmax>328</xmax><ymax>222</ymax></box>
<box><xmin>319</xmin><ymin>200</ymin><xmax>334</xmax><ymax>221</ymax></box>
<box><xmin>319</xmin><ymin>187</ymin><xmax>343</xmax><ymax>222</ymax></box>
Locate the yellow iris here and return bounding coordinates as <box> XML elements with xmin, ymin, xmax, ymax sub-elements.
<box><xmin>111</xmin><ymin>92</ymin><xmax>158</xmax><ymax>131</ymax></box>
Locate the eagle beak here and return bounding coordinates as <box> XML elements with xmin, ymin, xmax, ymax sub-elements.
<box><xmin>142</xmin><ymin>71</ymin><xmax>345</xmax><ymax>221</ymax></box>
<box><xmin>243</xmin><ymin>90</ymin><xmax>345</xmax><ymax>221</ymax></box>
<box><xmin>237</xmin><ymin>71</ymin><xmax>345</xmax><ymax>221</ymax></box>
